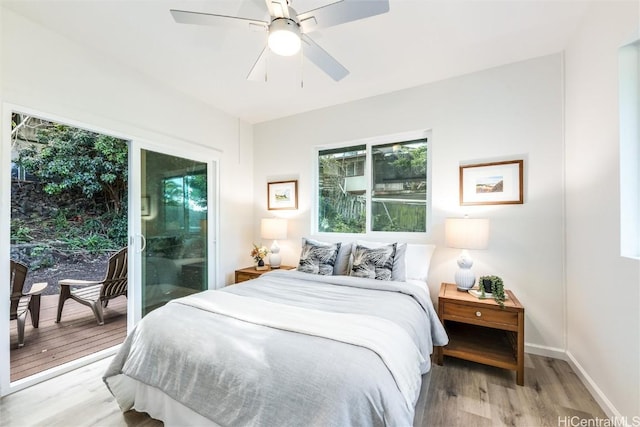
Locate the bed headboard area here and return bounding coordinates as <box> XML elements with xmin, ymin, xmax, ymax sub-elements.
<box><xmin>298</xmin><ymin>238</ymin><xmax>436</xmax><ymax>283</ymax></box>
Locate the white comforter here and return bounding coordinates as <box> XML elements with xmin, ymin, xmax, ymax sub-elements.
<box><xmin>104</xmin><ymin>270</ymin><xmax>448</xmax><ymax>426</ymax></box>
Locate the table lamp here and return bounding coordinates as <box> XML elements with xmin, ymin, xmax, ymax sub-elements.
<box><xmin>261</xmin><ymin>218</ymin><xmax>287</xmax><ymax>268</ymax></box>
<box><xmin>445</xmin><ymin>217</ymin><xmax>490</xmax><ymax>291</ymax></box>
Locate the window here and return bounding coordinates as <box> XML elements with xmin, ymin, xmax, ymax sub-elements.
<box><xmin>316</xmin><ymin>133</ymin><xmax>429</xmax><ymax>234</ymax></box>
<box><xmin>619</xmin><ymin>40</ymin><xmax>639</xmax><ymax>259</ymax></box>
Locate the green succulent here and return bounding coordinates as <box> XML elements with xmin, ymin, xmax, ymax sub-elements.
<box><xmin>479</xmin><ymin>275</ymin><xmax>506</xmax><ymax>308</ymax></box>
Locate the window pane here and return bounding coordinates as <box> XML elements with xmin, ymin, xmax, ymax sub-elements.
<box><xmin>372</xmin><ymin>139</ymin><xmax>427</xmax><ymax>232</ymax></box>
<box><xmin>371</xmin><ymin>200</ymin><xmax>426</xmax><ymax>232</ymax></box>
<box><xmin>318</xmin><ymin>145</ymin><xmax>366</xmax><ymax>233</ymax></box>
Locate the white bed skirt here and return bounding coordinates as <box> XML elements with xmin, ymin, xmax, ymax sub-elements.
<box><xmin>107</xmin><ymin>371</ymin><xmax>433</xmax><ymax>427</ymax></box>
<box><xmin>106</xmin><ymin>374</ymin><xmax>220</xmax><ymax>426</ymax></box>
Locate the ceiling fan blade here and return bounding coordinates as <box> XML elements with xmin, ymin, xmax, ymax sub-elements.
<box><xmin>265</xmin><ymin>0</ymin><xmax>290</xmax><ymax>19</ymax></box>
<box><xmin>170</xmin><ymin>9</ymin><xmax>268</xmax><ymax>29</ymax></box>
<box><xmin>298</xmin><ymin>0</ymin><xmax>389</xmax><ymax>33</ymax></box>
<box><xmin>247</xmin><ymin>46</ymin><xmax>269</xmax><ymax>82</ymax></box>
<box><xmin>301</xmin><ymin>34</ymin><xmax>349</xmax><ymax>81</ymax></box>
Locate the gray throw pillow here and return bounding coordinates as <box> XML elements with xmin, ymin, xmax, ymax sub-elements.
<box><xmin>298</xmin><ymin>239</ymin><xmax>341</xmax><ymax>275</ymax></box>
<box><xmin>356</xmin><ymin>241</ymin><xmax>407</xmax><ymax>281</ymax></box>
<box><xmin>350</xmin><ymin>243</ymin><xmax>397</xmax><ymax>281</ymax></box>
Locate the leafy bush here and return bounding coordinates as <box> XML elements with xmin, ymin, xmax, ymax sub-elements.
<box><xmin>53</xmin><ymin>210</ymin><xmax>70</xmax><ymax>231</ymax></box>
<box><xmin>16</xmin><ymin>123</ymin><xmax>128</xmax><ymax>214</ymax></box>
<box><xmin>11</xmin><ymin>221</ymin><xmax>33</xmax><ymax>243</ymax></box>
<box><xmin>11</xmin><ymin>115</ymin><xmax>128</xmax><ymax>268</ymax></box>
<box><xmin>82</xmin><ymin>234</ymin><xmax>114</xmax><ymax>253</ymax></box>
<box><xmin>29</xmin><ymin>244</ymin><xmax>55</xmax><ymax>270</ymax></box>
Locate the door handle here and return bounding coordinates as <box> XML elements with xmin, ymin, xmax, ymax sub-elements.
<box><xmin>134</xmin><ymin>234</ymin><xmax>146</xmax><ymax>253</ymax></box>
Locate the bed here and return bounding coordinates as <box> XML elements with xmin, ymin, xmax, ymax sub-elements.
<box><xmin>103</xmin><ymin>242</ymin><xmax>448</xmax><ymax>426</ymax></box>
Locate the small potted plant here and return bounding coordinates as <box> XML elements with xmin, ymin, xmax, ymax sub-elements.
<box><xmin>478</xmin><ymin>275</ymin><xmax>506</xmax><ymax>308</ymax></box>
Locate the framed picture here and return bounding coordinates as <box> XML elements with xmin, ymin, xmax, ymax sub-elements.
<box><xmin>141</xmin><ymin>196</ymin><xmax>150</xmax><ymax>216</ymax></box>
<box><xmin>268</xmin><ymin>180</ymin><xmax>298</xmax><ymax>210</ymax></box>
<box><xmin>460</xmin><ymin>160</ymin><xmax>523</xmax><ymax>206</ymax></box>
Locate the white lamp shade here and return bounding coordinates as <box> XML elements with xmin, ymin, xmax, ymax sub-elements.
<box><xmin>261</xmin><ymin>218</ymin><xmax>287</xmax><ymax>240</ymax></box>
<box><xmin>445</xmin><ymin>218</ymin><xmax>490</xmax><ymax>250</ymax></box>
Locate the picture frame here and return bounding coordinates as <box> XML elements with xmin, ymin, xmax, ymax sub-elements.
<box><xmin>268</xmin><ymin>180</ymin><xmax>298</xmax><ymax>210</ymax></box>
<box><xmin>141</xmin><ymin>196</ymin><xmax>150</xmax><ymax>216</ymax></box>
<box><xmin>460</xmin><ymin>160</ymin><xmax>523</xmax><ymax>206</ymax></box>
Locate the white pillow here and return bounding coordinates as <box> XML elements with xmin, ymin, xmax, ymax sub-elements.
<box><xmin>405</xmin><ymin>244</ymin><xmax>436</xmax><ymax>282</ymax></box>
<box><xmin>356</xmin><ymin>240</ymin><xmax>407</xmax><ymax>281</ymax></box>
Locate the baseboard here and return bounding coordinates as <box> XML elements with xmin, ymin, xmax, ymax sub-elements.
<box><xmin>565</xmin><ymin>351</ymin><xmax>622</xmax><ymax>420</ymax></box>
<box><xmin>525</xmin><ymin>342</ymin><xmax>566</xmax><ymax>360</ymax></box>
<box><xmin>525</xmin><ymin>344</ymin><xmax>622</xmax><ymax>419</ymax></box>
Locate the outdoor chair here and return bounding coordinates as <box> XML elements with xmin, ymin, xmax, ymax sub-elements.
<box><xmin>56</xmin><ymin>247</ymin><xmax>128</xmax><ymax>326</ymax></box>
<box><xmin>10</xmin><ymin>260</ymin><xmax>48</xmax><ymax>348</ymax></box>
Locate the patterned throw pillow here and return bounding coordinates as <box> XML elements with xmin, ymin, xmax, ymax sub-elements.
<box><xmin>350</xmin><ymin>243</ymin><xmax>397</xmax><ymax>280</ymax></box>
<box><xmin>297</xmin><ymin>240</ymin><xmax>341</xmax><ymax>275</ymax></box>
<box><xmin>356</xmin><ymin>240</ymin><xmax>407</xmax><ymax>281</ymax></box>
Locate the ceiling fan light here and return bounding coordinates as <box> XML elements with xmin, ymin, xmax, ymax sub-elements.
<box><xmin>268</xmin><ymin>18</ymin><xmax>301</xmax><ymax>56</ymax></box>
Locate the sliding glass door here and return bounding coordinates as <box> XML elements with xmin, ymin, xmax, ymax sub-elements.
<box><xmin>138</xmin><ymin>149</ymin><xmax>215</xmax><ymax>316</ymax></box>
<box><xmin>0</xmin><ymin>107</ymin><xmax>218</xmax><ymax>396</ymax></box>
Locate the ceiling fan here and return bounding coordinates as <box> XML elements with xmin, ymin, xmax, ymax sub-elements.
<box><xmin>170</xmin><ymin>0</ymin><xmax>390</xmax><ymax>82</ymax></box>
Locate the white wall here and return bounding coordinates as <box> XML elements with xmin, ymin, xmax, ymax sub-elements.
<box><xmin>564</xmin><ymin>1</ymin><xmax>640</xmax><ymax>418</ymax></box>
<box><xmin>254</xmin><ymin>54</ymin><xmax>566</xmax><ymax>354</ymax></box>
<box><xmin>0</xmin><ymin>7</ymin><xmax>255</xmax><ymax>286</ymax></box>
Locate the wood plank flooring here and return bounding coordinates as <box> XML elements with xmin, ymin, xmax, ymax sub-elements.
<box><xmin>0</xmin><ymin>353</ymin><xmax>606</xmax><ymax>426</ymax></box>
<box><xmin>419</xmin><ymin>355</ymin><xmax>606</xmax><ymax>426</ymax></box>
<box><xmin>10</xmin><ymin>294</ymin><xmax>126</xmax><ymax>381</ymax></box>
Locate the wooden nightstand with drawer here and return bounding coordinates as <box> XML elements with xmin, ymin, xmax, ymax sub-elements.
<box><xmin>436</xmin><ymin>282</ymin><xmax>525</xmax><ymax>385</ymax></box>
<box><xmin>234</xmin><ymin>265</ymin><xmax>295</xmax><ymax>284</ymax></box>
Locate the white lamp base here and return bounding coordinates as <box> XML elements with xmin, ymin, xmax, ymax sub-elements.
<box><xmin>454</xmin><ymin>249</ymin><xmax>476</xmax><ymax>290</ymax></box>
<box><xmin>269</xmin><ymin>240</ymin><xmax>281</xmax><ymax>269</ymax></box>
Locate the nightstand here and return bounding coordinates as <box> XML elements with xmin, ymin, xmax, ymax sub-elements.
<box><xmin>234</xmin><ymin>265</ymin><xmax>295</xmax><ymax>284</ymax></box>
<box><xmin>436</xmin><ymin>282</ymin><xmax>525</xmax><ymax>385</ymax></box>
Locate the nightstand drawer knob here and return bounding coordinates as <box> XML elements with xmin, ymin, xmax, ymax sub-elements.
<box><xmin>476</xmin><ymin>311</ymin><xmax>482</xmax><ymax>317</ymax></box>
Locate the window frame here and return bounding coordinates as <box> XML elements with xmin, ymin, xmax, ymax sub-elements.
<box><xmin>312</xmin><ymin>129</ymin><xmax>432</xmax><ymax>239</ymax></box>
<box><xmin>619</xmin><ymin>39</ymin><xmax>640</xmax><ymax>259</ymax></box>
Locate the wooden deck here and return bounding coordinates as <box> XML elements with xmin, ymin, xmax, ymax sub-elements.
<box><xmin>10</xmin><ymin>294</ymin><xmax>127</xmax><ymax>382</ymax></box>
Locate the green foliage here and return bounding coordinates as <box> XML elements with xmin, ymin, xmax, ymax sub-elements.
<box><xmin>372</xmin><ymin>201</ymin><xmax>426</xmax><ymax>232</ymax></box>
<box><xmin>82</xmin><ymin>234</ymin><xmax>115</xmax><ymax>253</ymax></box>
<box><xmin>12</xmin><ymin>119</ymin><xmax>128</xmax><ymax>268</ymax></box>
<box><xmin>102</xmin><ymin>210</ymin><xmax>128</xmax><ymax>247</ymax></box>
<box><xmin>53</xmin><ymin>210</ymin><xmax>70</xmax><ymax>231</ymax></box>
<box><xmin>479</xmin><ymin>275</ymin><xmax>506</xmax><ymax>308</ymax></box>
<box><xmin>60</xmin><ymin>234</ymin><xmax>114</xmax><ymax>253</ymax></box>
<box><xmin>389</xmin><ymin>145</ymin><xmax>427</xmax><ymax>177</ymax></box>
<box><xmin>81</xmin><ymin>217</ymin><xmax>106</xmax><ymax>235</ymax></box>
<box><xmin>318</xmin><ymin>196</ymin><xmax>365</xmax><ymax>233</ymax></box>
<box><xmin>10</xmin><ymin>220</ymin><xmax>33</xmax><ymax>243</ymax></box>
<box><xmin>16</xmin><ymin>124</ymin><xmax>128</xmax><ymax>214</ymax></box>
<box><xmin>29</xmin><ymin>244</ymin><xmax>54</xmax><ymax>270</ymax></box>
<box><xmin>319</xmin><ymin>142</ymin><xmax>428</xmax><ymax>234</ymax></box>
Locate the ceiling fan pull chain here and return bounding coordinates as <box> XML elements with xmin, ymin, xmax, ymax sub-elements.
<box><xmin>300</xmin><ymin>47</ymin><xmax>304</xmax><ymax>88</ymax></box>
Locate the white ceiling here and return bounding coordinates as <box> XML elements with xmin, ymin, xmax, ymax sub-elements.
<box><xmin>2</xmin><ymin>0</ymin><xmax>589</xmax><ymax>124</ymax></box>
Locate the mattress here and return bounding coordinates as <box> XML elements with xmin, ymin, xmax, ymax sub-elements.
<box><xmin>104</xmin><ymin>269</ymin><xmax>448</xmax><ymax>426</ymax></box>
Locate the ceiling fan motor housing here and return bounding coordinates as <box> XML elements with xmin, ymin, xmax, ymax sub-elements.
<box><xmin>268</xmin><ymin>18</ymin><xmax>302</xmax><ymax>56</ymax></box>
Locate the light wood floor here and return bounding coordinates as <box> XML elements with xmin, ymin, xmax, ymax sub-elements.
<box><xmin>0</xmin><ymin>353</ymin><xmax>605</xmax><ymax>427</ymax></box>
